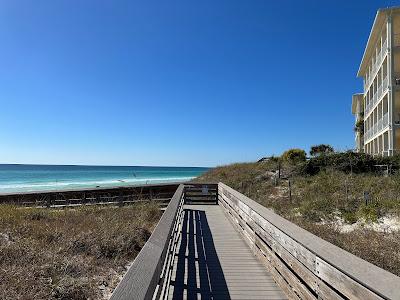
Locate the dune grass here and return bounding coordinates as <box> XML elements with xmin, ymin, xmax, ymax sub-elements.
<box><xmin>0</xmin><ymin>203</ymin><xmax>162</xmax><ymax>300</ymax></box>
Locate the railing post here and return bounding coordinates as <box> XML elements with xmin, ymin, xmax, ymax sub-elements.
<box><xmin>118</xmin><ymin>191</ymin><xmax>123</xmax><ymax>207</ymax></box>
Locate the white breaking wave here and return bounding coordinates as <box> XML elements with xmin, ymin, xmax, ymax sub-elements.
<box><xmin>0</xmin><ymin>176</ymin><xmax>195</xmax><ymax>193</ymax></box>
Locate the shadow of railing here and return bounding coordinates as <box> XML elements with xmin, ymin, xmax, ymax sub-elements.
<box><xmin>172</xmin><ymin>208</ymin><xmax>230</xmax><ymax>299</ymax></box>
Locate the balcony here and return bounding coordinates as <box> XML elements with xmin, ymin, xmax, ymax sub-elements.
<box><xmin>365</xmin><ymin>75</ymin><xmax>389</xmax><ymax>115</ymax></box>
<box><xmin>364</xmin><ymin>39</ymin><xmax>388</xmax><ymax>90</ymax></box>
<box><xmin>364</xmin><ymin>112</ymin><xmax>389</xmax><ymax>141</ymax></box>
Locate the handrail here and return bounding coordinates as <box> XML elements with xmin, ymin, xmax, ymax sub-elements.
<box><xmin>218</xmin><ymin>182</ymin><xmax>400</xmax><ymax>300</ymax></box>
<box><xmin>110</xmin><ymin>184</ymin><xmax>185</xmax><ymax>300</ymax></box>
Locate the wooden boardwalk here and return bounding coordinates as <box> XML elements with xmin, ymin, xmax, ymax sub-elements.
<box><xmin>110</xmin><ymin>183</ymin><xmax>400</xmax><ymax>300</ymax></box>
<box><xmin>168</xmin><ymin>204</ymin><xmax>287</xmax><ymax>299</ymax></box>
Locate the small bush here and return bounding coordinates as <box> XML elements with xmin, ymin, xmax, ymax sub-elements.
<box><xmin>341</xmin><ymin>210</ymin><xmax>358</xmax><ymax>224</ymax></box>
<box><xmin>302</xmin><ymin>152</ymin><xmax>400</xmax><ymax>175</ymax></box>
<box><xmin>357</xmin><ymin>204</ymin><xmax>380</xmax><ymax>223</ymax></box>
<box><xmin>354</xmin><ymin>119</ymin><xmax>364</xmax><ymax>135</ymax></box>
<box><xmin>51</xmin><ymin>276</ymin><xmax>92</xmax><ymax>300</ymax></box>
<box><xmin>302</xmin><ymin>152</ymin><xmax>374</xmax><ymax>175</ymax></box>
<box><xmin>281</xmin><ymin>149</ymin><xmax>307</xmax><ymax>164</ymax></box>
<box><xmin>309</xmin><ymin>144</ymin><xmax>334</xmax><ymax>156</ymax></box>
<box><xmin>28</xmin><ymin>210</ymin><xmax>50</xmax><ymax>221</ymax></box>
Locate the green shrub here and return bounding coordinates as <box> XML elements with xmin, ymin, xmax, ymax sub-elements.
<box><xmin>282</xmin><ymin>148</ymin><xmax>307</xmax><ymax>164</ymax></box>
<box><xmin>358</xmin><ymin>204</ymin><xmax>380</xmax><ymax>223</ymax></box>
<box><xmin>341</xmin><ymin>210</ymin><xmax>358</xmax><ymax>224</ymax></box>
<box><xmin>298</xmin><ymin>151</ymin><xmax>400</xmax><ymax>176</ymax></box>
<box><xmin>354</xmin><ymin>119</ymin><xmax>364</xmax><ymax>135</ymax></box>
<box><xmin>302</xmin><ymin>152</ymin><xmax>377</xmax><ymax>175</ymax></box>
<box><xmin>309</xmin><ymin>144</ymin><xmax>334</xmax><ymax>156</ymax></box>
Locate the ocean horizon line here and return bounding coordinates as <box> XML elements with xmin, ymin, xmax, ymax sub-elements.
<box><xmin>0</xmin><ymin>163</ymin><xmax>211</xmax><ymax>168</ymax></box>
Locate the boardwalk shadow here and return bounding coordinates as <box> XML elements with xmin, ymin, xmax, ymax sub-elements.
<box><xmin>172</xmin><ymin>208</ymin><xmax>230</xmax><ymax>299</ymax></box>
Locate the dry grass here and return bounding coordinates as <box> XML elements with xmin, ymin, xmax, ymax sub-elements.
<box><xmin>195</xmin><ymin>161</ymin><xmax>400</xmax><ymax>276</ymax></box>
<box><xmin>0</xmin><ymin>203</ymin><xmax>162</xmax><ymax>300</ymax></box>
<box><xmin>291</xmin><ymin>219</ymin><xmax>400</xmax><ymax>276</ymax></box>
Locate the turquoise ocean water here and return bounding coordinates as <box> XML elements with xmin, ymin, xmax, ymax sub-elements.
<box><xmin>0</xmin><ymin>165</ymin><xmax>209</xmax><ymax>194</ymax></box>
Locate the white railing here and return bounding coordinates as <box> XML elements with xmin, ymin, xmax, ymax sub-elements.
<box><xmin>367</xmin><ymin>129</ymin><xmax>371</xmax><ymax>141</ymax></box>
<box><xmin>377</xmin><ymin>85</ymin><xmax>383</xmax><ymax>99</ymax></box>
<box><xmin>365</xmin><ymin>75</ymin><xmax>389</xmax><ymax>115</ymax></box>
<box><xmin>364</xmin><ymin>112</ymin><xmax>389</xmax><ymax>142</ymax></box>
<box><xmin>383</xmin><ymin>112</ymin><xmax>389</xmax><ymax>127</ymax></box>
<box><xmin>378</xmin><ymin>118</ymin><xmax>383</xmax><ymax>132</ymax></box>
<box><xmin>364</xmin><ymin>39</ymin><xmax>388</xmax><ymax>89</ymax></box>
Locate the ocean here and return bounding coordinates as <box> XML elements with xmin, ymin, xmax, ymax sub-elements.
<box><xmin>0</xmin><ymin>164</ymin><xmax>209</xmax><ymax>194</ymax></box>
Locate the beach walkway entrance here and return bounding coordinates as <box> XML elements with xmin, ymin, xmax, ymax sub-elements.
<box><xmin>111</xmin><ymin>183</ymin><xmax>400</xmax><ymax>300</ymax></box>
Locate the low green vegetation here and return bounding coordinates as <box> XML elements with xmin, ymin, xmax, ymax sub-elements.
<box><xmin>309</xmin><ymin>144</ymin><xmax>334</xmax><ymax>156</ymax></box>
<box><xmin>0</xmin><ymin>203</ymin><xmax>162</xmax><ymax>300</ymax></box>
<box><xmin>195</xmin><ymin>145</ymin><xmax>400</xmax><ymax>276</ymax></box>
<box><xmin>354</xmin><ymin>119</ymin><xmax>364</xmax><ymax>134</ymax></box>
<box><xmin>281</xmin><ymin>148</ymin><xmax>307</xmax><ymax>163</ymax></box>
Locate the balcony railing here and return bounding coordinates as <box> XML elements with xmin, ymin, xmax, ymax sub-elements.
<box><xmin>364</xmin><ymin>112</ymin><xmax>389</xmax><ymax>141</ymax></box>
<box><xmin>365</xmin><ymin>75</ymin><xmax>389</xmax><ymax>115</ymax></box>
<box><xmin>383</xmin><ymin>112</ymin><xmax>389</xmax><ymax>126</ymax></box>
<box><xmin>364</xmin><ymin>39</ymin><xmax>388</xmax><ymax>90</ymax></box>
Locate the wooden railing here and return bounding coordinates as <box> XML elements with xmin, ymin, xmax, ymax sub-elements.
<box><xmin>184</xmin><ymin>183</ymin><xmax>218</xmax><ymax>204</ymax></box>
<box><xmin>0</xmin><ymin>183</ymin><xmax>180</xmax><ymax>207</ymax></box>
<box><xmin>218</xmin><ymin>182</ymin><xmax>400</xmax><ymax>300</ymax></box>
<box><xmin>110</xmin><ymin>184</ymin><xmax>186</xmax><ymax>300</ymax></box>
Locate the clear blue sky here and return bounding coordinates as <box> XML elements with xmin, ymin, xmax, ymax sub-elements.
<box><xmin>0</xmin><ymin>1</ymin><xmax>397</xmax><ymax>167</ymax></box>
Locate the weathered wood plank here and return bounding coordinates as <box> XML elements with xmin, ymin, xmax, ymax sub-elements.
<box><xmin>253</xmin><ymin>220</ymin><xmax>344</xmax><ymax>300</ymax></box>
<box><xmin>254</xmin><ymin>235</ymin><xmax>316</xmax><ymax>300</ymax></box>
<box><xmin>316</xmin><ymin>258</ymin><xmax>384</xmax><ymax>300</ymax></box>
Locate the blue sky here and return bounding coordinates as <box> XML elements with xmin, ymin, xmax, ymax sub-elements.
<box><xmin>0</xmin><ymin>1</ymin><xmax>397</xmax><ymax>167</ymax></box>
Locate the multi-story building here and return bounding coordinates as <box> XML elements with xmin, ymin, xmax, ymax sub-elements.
<box><xmin>353</xmin><ymin>6</ymin><xmax>400</xmax><ymax>156</ymax></box>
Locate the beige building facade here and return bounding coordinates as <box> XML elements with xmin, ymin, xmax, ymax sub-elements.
<box><xmin>353</xmin><ymin>6</ymin><xmax>400</xmax><ymax>156</ymax></box>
